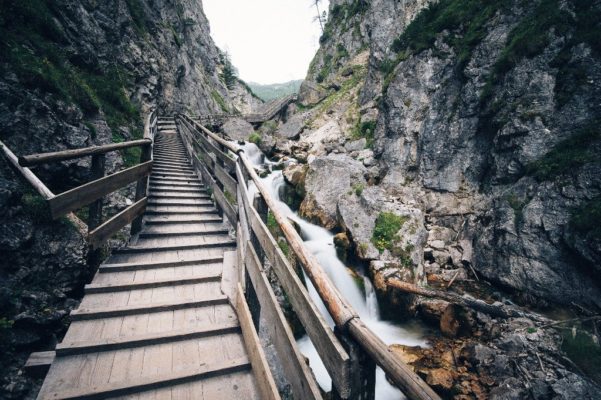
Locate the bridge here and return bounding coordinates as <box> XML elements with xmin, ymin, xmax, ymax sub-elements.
<box><xmin>1</xmin><ymin>110</ymin><xmax>441</xmax><ymax>400</ymax></box>
<box><xmin>198</xmin><ymin>94</ymin><xmax>297</xmax><ymax>126</ymax></box>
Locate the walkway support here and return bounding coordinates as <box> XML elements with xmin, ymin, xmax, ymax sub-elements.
<box><xmin>177</xmin><ymin>114</ymin><xmax>442</xmax><ymax>400</ymax></box>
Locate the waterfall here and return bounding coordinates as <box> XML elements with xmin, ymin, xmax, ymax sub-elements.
<box><xmin>240</xmin><ymin>142</ymin><xmax>427</xmax><ymax>399</ymax></box>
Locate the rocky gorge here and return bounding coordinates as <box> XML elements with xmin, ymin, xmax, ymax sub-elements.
<box><xmin>244</xmin><ymin>0</ymin><xmax>601</xmax><ymax>398</ymax></box>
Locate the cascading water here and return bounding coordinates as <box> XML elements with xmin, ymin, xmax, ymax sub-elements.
<box><xmin>241</xmin><ymin>142</ymin><xmax>427</xmax><ymax>399</ymax></box>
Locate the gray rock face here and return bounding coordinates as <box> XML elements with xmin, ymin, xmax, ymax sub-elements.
<box><xmin>277</xmin><ymin>112</ymin><xmax>310</xmax><ymax>139</ymax></box>
<box><xmin>299</xmin><ymin>154</ymin><xmax>366</xmax><ymax>229</ymax></box>
<box><xmin>221</xmin><ymin>117</ymin><xmax>255</xmax><ymax>142</ymax></box>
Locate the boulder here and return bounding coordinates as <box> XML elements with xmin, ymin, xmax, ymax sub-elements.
<box><xmin>426</xmin><ymin>368</ymin><xmax>454</xmax><ymax>393</ymax></box>
<box><xmin>277</xmin><ymin>112</ymin><xmax>310</xmax><ymax>139</ymax></box>
<box><xmin>221</xmin><ymin>117</ymin><xmax>254</xmax><ymax>141</ymax></box>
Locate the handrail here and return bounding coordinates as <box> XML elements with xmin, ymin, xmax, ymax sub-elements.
<box><xmin>176</xmin><ymin>114</ymin><xmax>441</xmax><ymax>400</ymax></box>
<box><xmin>18</xmin><ymin>139</ymin><xmax>151</xmax><ymax>167</ymax></box>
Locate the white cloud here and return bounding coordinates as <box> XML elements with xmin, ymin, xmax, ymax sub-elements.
<box><xmin>203</xmin><ymin>0</ymin><xmax>329</xmax><ymax>84</ymax></box>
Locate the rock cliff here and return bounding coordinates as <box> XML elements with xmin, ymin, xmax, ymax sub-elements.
<box><xmin>292</xmin><ymin>0</ymin><xmax>601</xmax><ymax>310</ymax></box>
<box><xmin>0</xmin><ymin>1</ymin><xmax>257</xmax><ymax>397</ymax></box>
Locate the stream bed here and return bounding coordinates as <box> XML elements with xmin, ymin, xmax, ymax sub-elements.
<box><xmin>242</xmin><ymin>143</ymin><xmax>428</xmax><ymax>399</ymax></box>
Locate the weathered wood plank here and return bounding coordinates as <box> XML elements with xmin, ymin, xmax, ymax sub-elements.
<box><xmin>98</xmin><ymin>257</ymin><xmax>222</xmax><ymax>272</ymax></box>
<box><xmin>71</xmin><ymin>296</ymin><xmax>229</xmax><ymax>321</ymax></box>
<box><xmin>56</xmin><ymin>321</ymin><xmax>240</xmax><ymax>356</ymax></box>
<box><xmin>214</xmin><ymin>163</ymin><xmax>237</xmax><ymax>199</ymax></box>
<box><xmin>235</xmin><ymin>284</ymin><xmax>281</xmax><ymax>400</ymax></box>
<box><xmin>244</xmin><ymin>245</ymin><xmax>323</xmax><ymax>400</ymax></box>
<box><xmin>24</xmin><ymin>351</ymin><xmax>56</xmax><ymax>378</ymax></box>
<box><xmin>40</xmin><ymin>356</ymin><xmax>251</xmax><ymax>400</ymax></box>
<box><xmin>84</xmin><ymin>271</ymin><xmax>221</xmax><ymax>294</ymax></box>
<box><xmin>18</xmin><ymin>139</ymin><xmax>152</xmax><ymax>167</ymax></box>
<box><xmin>49</xmin><ymin>161</ymin><xmax>153</xmax><ymax>219</ymax></box>
<box><xmin>88</xmin><ymin>198</ymin><xmax>148</xmax><ymax>249</ymax></box>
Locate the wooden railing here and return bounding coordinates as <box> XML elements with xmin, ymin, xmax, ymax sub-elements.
<box><xmin>1</xmin><ymin>111</ymin><xmax>158</xmax><ymax>249</ymax></box>
<box><xmin>177</xmin><ymin>113</ymin><xmax>441</xmax><ymax>400</ymax></box>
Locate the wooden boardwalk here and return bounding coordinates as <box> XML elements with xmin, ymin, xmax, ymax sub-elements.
<box><xmin>36</xmin><ymin>119</ymin><xmax>266</xmax><ymax>399</ymax></box>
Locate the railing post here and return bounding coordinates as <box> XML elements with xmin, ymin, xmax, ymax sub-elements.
<box><xmin>87</xmin><ymin>154</ymin><xmax>105</xmax><ymax>230</ymax></box>
<box><xmin>251</xmin><ymin>192</ymin><xmax>268</xmax><ymax>261</ymax></box>
<box><xmin>130</xmin><ymin>142</ymin><xmax>152</xmax><ymax>235</ymax></box>
<box><xmin>332</xmin><ymin>328</ymin><xmax>376</xmax><ymax>400</ymax></box>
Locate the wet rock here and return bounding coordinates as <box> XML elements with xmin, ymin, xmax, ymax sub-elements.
<box><xmin>282</xmin><ymin>163</ymin><xmax>308</xmax><ymax>198</ymax></box>
<box><xmin>425</xmin><ymin>368</ymin><xmax>454</xmax><ymax>393</ymax></box>
<box><xmin>333</xmin><ymin>232</ymin><xmax>351</xmax><ymax>262</ymax></box>
<box><xmin>440</xmin><ymin>304</ymin><xmax>476</xmax><ymax>338</ymax></box>
<box><xmin>418</xmin><ymin>299</ymin><xmax>449</xmax><ymax>325</ymax></box>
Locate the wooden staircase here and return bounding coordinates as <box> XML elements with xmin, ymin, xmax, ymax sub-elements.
<box><xmin>35</xmin><ymin>118</ymin><xmax>267</xmax><ymax>399</ymax></box>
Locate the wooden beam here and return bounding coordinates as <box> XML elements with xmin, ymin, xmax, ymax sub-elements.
<box><xmin>0</xmin><ymin>140</ymin><xmax>87</xmax><ymax>235</ymax></box>
<box><xmin>55</xmin><ymin>321</ymin><xmax>240</xmax><ymax>356</ymax></box>
<box><xmin>49</xmin><ymin>161</ymin><xmax>152</xmax><ymax>219</ymax></box>
<box><xmin>348</xmin><ymin>319</ymin><xmax>442</xmax><ymax>400</ymax></box>
<box><xmin>24</xmin><ymin>351</ymin><xmax>55</xmax><ymax>378</ymax></box>
<box><xmin>88</xmin><ymin>197</ymin><xmax>147</xmax><ymax>249</ymax></box>
<box><xmin>41</xmin><ymin>356</ymin><xmax>251</xmax><ymax>400</ymax></box>
<box><xmin>70</xmin><ymin>296</ymin><xmax>229</xmax><ymax>321</ymax></box>
<box><xmin>84</xmin><ymin>271</ymin><xmax>221</xmax><ymax>294</ymax></box>
<box><xmin>235</xmin><ymin>284</ymin><xmax>281</xmax><ymax>400</ymax></box>
<box><xmin>244</xmin><ymin>244</ymin><xmax>323</xmax><ymax>400</ymax></box>
<box><xmin>18</xmin><ymin>139</ymin><xmax>151</xmax><ymax>167</ymax></box>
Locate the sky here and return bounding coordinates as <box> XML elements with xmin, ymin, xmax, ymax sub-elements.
<box><xmin>203</xmin><ymin>0</ymin><xmax>329</xmax><ymax>85</ymax></box>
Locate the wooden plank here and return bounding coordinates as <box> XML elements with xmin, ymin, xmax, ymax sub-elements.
<box><xmin>40</xmin><ymin>356</ymin><xmax>251</xmax><ymax>400</ymax></box>
<box><xmin>84</xmin><ymin>271</ymin><xmax>221</xmax><ymax>294</ymax></box>
<box><xmin>98</xmin><ymin>257</ymin><xmax>222</xmax><ymax>272</ymax></box>
<box><xmin>221</xmin><ymin>251</ymin><xmax>238</xmax><ymax>301</ymax></box>
<box><xmin>70</xmin><ymin>296</ymin><xmax>229</xmax><ymax>321</ymax></box>
<box><xmin>214</xmin><ymin>163</ymin><xmax>237</xmax><ymax>199</ymax></box>
<box><xmin>24</xmin><ymin>351</ymin><xmax>55</xmax><ymax>378</ymax></box>
<box><xmin>243</xmin><ymin>198</ymin><xmax>351</xmax><ymax>396</ymax></box>
<box><xmin>235</xmin><ymin>284</ymin><xmax>281</xmax><ymax>400</ymax></box>
<box><xmin>244</xmin><ymin>245</ymin><xmax>323</xmax><ymax>400</ymax></box>
<box><xmin>56</xmin><ymin>321</ymin><xmax>240</xmax><ymax>356</ymax></box>
<box><xmin>88</xmin><ymin>198</ymin><xmax>148</xmax><ymax>249</ymax></box>
<box><xmin>212</xmin><ymin>184</ymin><xmax>237</xmax><ymax>227</ymax></box>
<box><xmin>114</xmin><ymin>238</ymin><xmax>235</xmax><ymax>254</ymax></box>
<box><xmin>49</xmin><ymin>161</ymin><xmax>153</xmax><ymax>219</ymax></box>
<box><xmin>180</xmin><ymin>117</ymin><xmax>236</xmax><ymax>170</ymax></box>
<box><xmin>18</xmin><ymin>139</ymin><xmax>151</xmax><ymax>167</ymax></box>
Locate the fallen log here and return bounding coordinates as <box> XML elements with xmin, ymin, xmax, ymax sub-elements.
<box><xmin>388</xmin><ymin>279</ymin><xmax>550</xmax><ymax>323</ymax></box>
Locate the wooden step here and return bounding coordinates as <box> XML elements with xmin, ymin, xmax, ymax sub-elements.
<box><xmin>151</xmin><ymin>170</ymin><xmax>197</xmax><ymax>178</ymax></box>
<box><xmin>144</xmin><ymin>209</ymin><xmax>217</xmax><ymax>215</ymax></box>
<box><xmin>84</xmin><ymin>271</ymin><xmax>222</xmax><ymax>294</ymax></box>
<box><xmin>149</xmin><ymin>176</ymin><xmax>202</xmax><ymax>183</ymax></box>
<box><xmin>55</xmin><ymin>320</ymin><xmax>240</xmax><ymax>356</ymax></box>
<box><xmin>116</xmin><ymin>238</ymin><xmax>235</xmax><ymax>253</ymax></box>
<box><xmin>149</xmin><ymin>186</ymin><xmax>207</xmax><ymax>193</ymax></box>
<box><xmin>147</xmin><ymin>200</ymin><xmax>213</xmax><ymax>206</ymax></box>
<box><xmin>139</xmin><ymin>228</ymin><xmax>230</xmax><ymax>238</ymax></box>
<box><xmin>149</xmin><ymin>193</ymin><xmax>210</xmax><ymax>200</ymax></box>
<box><xmin>153</xmin><ymin>157</ymin><xmax>190</xmax><ymax>164</ymax></box>
<box><xmin>70</xmin><ymin>295</ymin><xmax>229</xmax><ymax>320</ymax></box>
<box><xmin>152</xmin><ymin>160</ymin><xmax>191</xmax><ymax>167</ymax></box>
<box><xmin>143</xmin><ymin>216</ymin><xmax>223</xmax><ymax>224</ymax></box>
<box><xmin>41</xmin><ymin>356</ymin><xmax>251</xmax><ymax>400</ymax></box>
<box><xmin>99</xmin><ymin>256</ymin><xmax>223</xmax><ymax>272</ymax></box>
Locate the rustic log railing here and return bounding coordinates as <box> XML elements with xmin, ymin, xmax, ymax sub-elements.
<box><xmin>176</xmin><ymin>113</ymin><xmax>441</xmax><ymax>400</ymax></box>
<box><xmin>0</xmin><ymin>110</ymin><xmax>158</xmax><ymax>249</ymax></box>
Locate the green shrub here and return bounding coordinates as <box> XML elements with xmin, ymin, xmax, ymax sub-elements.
<box><xmin>352</xmin><ymin>183</ymin><xmax>365</xmax><ymax>196</ymax></box>
<box><xmin>266</xmin><ymin>211</ymin><xmax>279</xmax><ymax>234</ymax></box>
<box><xmin>248</xmin><ymin>132</ymin><xmax>262</xmax><ymax>145</ymax></box>
<box><xmin>371</xmin><ymin>212</ymin><xmax>409</xmax><ymax>253</ymax></box>
<box><xmin>526</xmin><ymin>122</ymin><xmax>600</xmax><ymax>181</ymax></box>
<box><xmin>124</xmin><ymin>0</ymin><xmax>147</xmax><ymax>35</ymax></box>
<box><xmin>352</xmin><ymin>120</ymin><xmax>376</xmax><ymax>148</ymax></box>
<box><xmin>561</xmin><ymin>328</ymin><xmax>601</xmax><ymax>384</ymax></box>
<box><xmin>21</xmin><ymin>192</ymin><xmax>51</xmax><ymax>223</ymax></box>
<box><xmin>211</xmin><ymin>90</ymin><xmax>229</xmax><ymax>113</ymax></box>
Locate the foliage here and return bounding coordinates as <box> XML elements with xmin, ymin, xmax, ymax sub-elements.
<box><xmin>247</xmin><ymin>80</ymin><xmax>302</xmax><ymax>102</ymax></box>
<box><xmin>224</xmin><ymin>190</ymin><xmax>237</xmax><ymax>206</ymax></box>
<box><xmin>571</xmin><ymin>196</ymin><xmax>601</xmax><ymax>242</ymax></box>
<box><xmin>210</xmin><ymin>90</ymin><xmax>229</xmax><ymax>113</ymax></box>
<box><xmin>248</xmin><ymin>132</ymin><xmax>262</xmax><ymax>145</ymax></box>
<box><xmin>266</xmin><ymin>211</ymin><xmax>279</xmax><ymax>234</ymax></box>
<box><xmin>352</xmin><ymin>183</ymin><xmax>364</xmax><ymax>196</ymax></box>
<box><xmin>525</xmin><ymin>122</ymin><xmax>600</xmax><ymax>181</ymax></box>
<box><xmin>220</xmin><ymin>52</ymin><xmax>238</xmax><ymax>90</ymax></box>
<box><xmin>316</xmin><ymin>54</ymin><xmax>333</xmax><ymax>83</ymax></box>
<box><xmin>351</xmin><ymin>120</ymin><xmax>376</xmax><ymax>148</ymax></box>
<box><xmin>125</xmin><ymin>0</ymin><xmax>147</xmax><ymax>35</ymax></box>
<box><xmin>371</xmin><ymin>212</ymin><xmax>409</xmax><ymax>253</ymax></box>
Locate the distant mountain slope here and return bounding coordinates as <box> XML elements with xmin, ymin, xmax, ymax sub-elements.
<box><xmin>248</xmin><ymin>80</ymin><xmax>303</xmax><ymax>102</ymax></box>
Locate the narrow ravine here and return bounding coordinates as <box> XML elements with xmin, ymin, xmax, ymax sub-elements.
<box><xmin>241</xmin><ymin>143</ymin><xmax>427</xmax><ymax>399</ymax></box>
